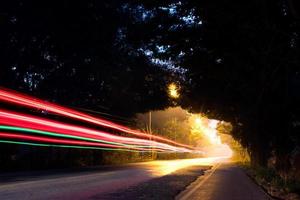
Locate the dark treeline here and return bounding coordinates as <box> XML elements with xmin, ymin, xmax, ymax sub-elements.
<box><xmin>0</xmin><ymin>0</ymin><xmax>300</xmax><ymax>175</ymax></box>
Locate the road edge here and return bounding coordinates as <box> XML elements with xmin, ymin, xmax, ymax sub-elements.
<box><xmin>175</xmin><ymin>163</ymin><xmax>221</xmax><ymax>200</ymax></box>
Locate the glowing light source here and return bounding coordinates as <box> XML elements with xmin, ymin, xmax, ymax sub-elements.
<box><xmin>195</xmin><ymin>117</ymin><xmax>202</xmax><ymax>126</ymax></box>
<box><xmin>168</xmin><ymin>83</ymin><xmax>180</xmax><ymax>99</ymax></box>
<box><xmin>191</xmin><ymin>115</ymin><xmax>221</xmax><ymax>145</ymax></box>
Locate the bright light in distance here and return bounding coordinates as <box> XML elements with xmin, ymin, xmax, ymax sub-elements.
<box><xmin>208</xmin><ymin>120</ymin><xmax>219</xmax><ymax>129</ymax></box>
<box><xmin>191</xmin><ymin>115</ymin><xmax>221</xmax><ymax>145</ymax></box>
<box><xmin>195</xmin><ymin>117</ymin><xmax>202</xmax><ymax>126</ymax></box>
<box><xmin>204</xmin><ymin>144</ymin><xmax>233</xmax><ymax>158</ymax></box>
<box><xmin>168</xmin><ymin>83</ymin><xmax>180</xmax><ymax>99</ymax></box>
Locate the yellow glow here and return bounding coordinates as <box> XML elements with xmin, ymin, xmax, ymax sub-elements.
<box><xmin>168</xmin><ymin>83</ymin><xmax>180</xmax><ymax>98</ymax></box>
<box><xmin>195</xmin><ymin>117</ymin><xmax>202</xmax><ymax>126</ymax></box>
<box><xmin>191</xmin><ymin>115</ymin><xmax>221</xmax><ymax>145</ymax></box>
<box><xmin>143</xmin><ymin>157</ymin><xmax>230</xmax><ymax>176</ymax></box>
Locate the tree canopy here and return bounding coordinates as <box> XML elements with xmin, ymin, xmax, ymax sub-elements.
<box><xmin>0</xmin><ymin>0</ymin><xmax>299</xmax><ymax>168</ymax></box>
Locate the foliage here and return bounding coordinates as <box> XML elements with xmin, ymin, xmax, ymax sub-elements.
<box><xmin>244</xmin><ymin>164</ymin><xmax>300</xmax><ymax>196</ymax></box>
<box><xmin>0</xmin><ymin>0</ymin><xmax>299</xmax><ymax>172</ymax></box>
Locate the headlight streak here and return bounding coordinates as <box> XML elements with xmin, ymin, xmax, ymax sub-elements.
<box><xmin>0</xmin><ymin>89</ymin><xmax>193</xmax><ymax>149</ymax></box>
<box><xmin>0</xmin><ymin>88</ymin><xmax>205</xmax><ymax>154</ymax></box>
<box><xmin>0</xmin><ymin>110</ymin><xmax>197</xmax><ymax>153</ymax></box>
<box><xmin>0</xmin><ymin>140</ymin><xmax>162</xmax><ymax>152</ymax></box>
<box><xmin>0</xmin><ymin>132</ymin><xmax>167</xmax><ymax>152</ymax></box>
<box><xmin>0</xmin><ymin>125</ymin><xmax>152</xmax><ymax>149</ymax></box>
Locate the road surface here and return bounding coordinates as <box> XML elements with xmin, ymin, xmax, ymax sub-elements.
<box><xmin>177</xmin><ymin>163</ymin><xmax>272</xmax><ymax>200</ymax></box>
<box><xmin>0</xmin><ymin>158</ymin><xmax>272</xmax><ymax>200</ymax></box>
<box><xmin>0</xmin><ymin>157</ymin><xmax>220</xmax><ymax>200</ymax></box>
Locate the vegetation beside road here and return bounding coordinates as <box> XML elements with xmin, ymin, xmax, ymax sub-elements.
<box><xmin>242</xmin><ymin>163</ymin><xmax>300</xmax><ymax>200</ymax></box>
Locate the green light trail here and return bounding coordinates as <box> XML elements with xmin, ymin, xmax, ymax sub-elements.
<box><xmin>0</xmin><ymin>125</ymin><xmax>154</xmax><ymax>149</ymax></box>
<box><xmin>0</xmin><ymin>139</ymin><xmax>151</xmax><ymax>152</ymax></box>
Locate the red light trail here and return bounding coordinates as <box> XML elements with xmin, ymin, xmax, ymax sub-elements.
<box><xmin>0</xmin><ymin>140</ymin><xmax>162</xmax><ymax>152</ymax></box>
<box><xmin>0</xmin><ymin>88</ymin><xmax>193</xmax><ymax>149</ymax></box>
<box><xmin>0</xmin><ymin>110</ymin><xmax>191</xmax><ymax>152</ymax></box>
<box><xmin>0</xmin><ymin>132</ymin><xmax>148</xmax><ymax>150</ymax></box>
<box><xmin>0</xmin><ymin>125</ymin><xmax>148</xmax><ymax>148</ymax></box>
<box><xmin>0</xmin><ymin>88</ymin><xmax>202</xmax><ymax>154</ymax></box>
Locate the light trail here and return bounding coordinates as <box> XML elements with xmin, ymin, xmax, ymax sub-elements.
<box><xmin>0</xmin><ymin>132</ymin><xmax>167</xmax><ymax>152</ymax></box>
<box><xmin>0</xmin><ymin>140</ymin><xmax>155</xmax><ymax>152</ymax></box>
<box><xmin>0</xmin><ymin>89</ymin><xmax>194</xmax><ymax>149</ymax></box>
<box><xmin>0</xmin><ymin>110</ymin><xmax>195</xmax><ymax>153</ymax></box>
<box><xmin>0</xmin><ymin>125</ymin><xmax>153</xmax><ymax>149</ymax></box>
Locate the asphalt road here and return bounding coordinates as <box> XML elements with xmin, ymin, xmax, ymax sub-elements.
<box><xmin>177</xmin><ymin>163</ymin><xmax>272</xmax><ymax>200</ymax></box>
<box><xmin>0</xmin><ymin>157</ymin><xmax>221</xmax><ymax>200</ymax></box>
<box><xmin>0</xmin><ymin>158</ymin><xmax>271</xmax><ymax>200</ymax></box>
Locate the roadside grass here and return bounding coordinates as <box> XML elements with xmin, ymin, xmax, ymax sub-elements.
<box><xmin>240</xmin><ymin>162</ymin><xmax>300</xmax><ymax>199</ymax></box>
